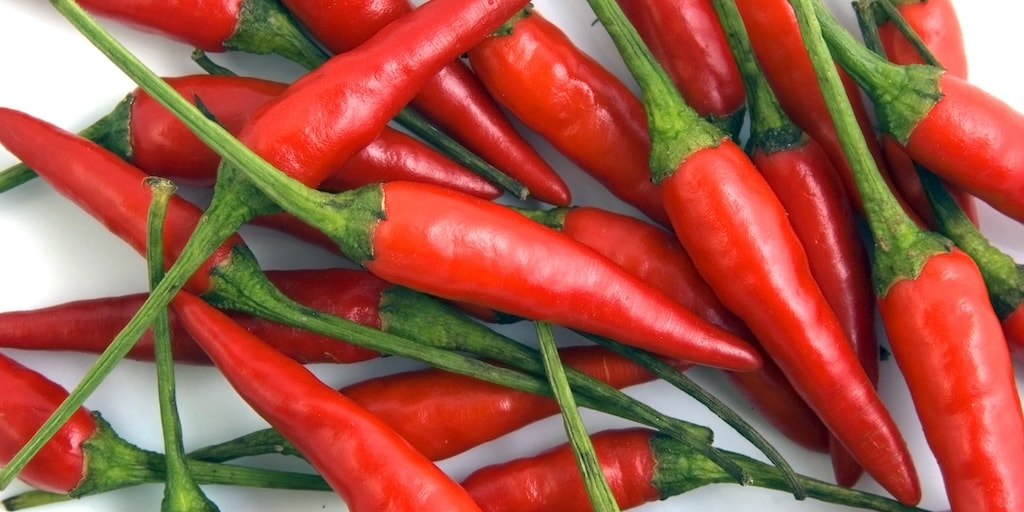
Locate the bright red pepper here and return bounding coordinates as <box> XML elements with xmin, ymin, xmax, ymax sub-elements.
<box><xmin>467</xmin><ymin>6</ymin><xmax>668</xmax><ymax>226</ymax></box>
<box><xmin>76</xmin><ymin>0</ymin><xmax>326</xmax><ymax>69</ymax></box>
<box><xmin>615</xmin><ymin>0</ymin><xmax>746</xmax><ymax>138</ymax></box>
<box><xmin>347</xmin><ymin>180</ymin><xmax>760</xmax><ymax>370</ymax></box>
<box><xmin>816</xmin><ymin>3</ymin><xmax>1024</xmax><ymax>226</ymax></box>
<box><xmin>191</xmin><ymin>345</ymin><xmax>667</xmax><ymax>463</ymax></box>
<box><xmin>171</xmin><ymin>291</ymin><xmax>482</xmax><ymax>511</ymax></box>
<box><xmin>520</xmin><ymin>206</ymin><xmax>829</xmax><ymax>451</ymax></box>
<box><xmin>0</xmin><ymin>74</ymin><xmax>500</xmax><ymax>199</ymax></box>
<box><xmin>281</xmin><ymin>0</ymin><xmax>570</xmax><ymax>205</ymax></box>
<box><xmin>0</xmin><ymin>351</ymin><xmax>330</xmax><ymax>500</ymax></box>
<box><xmin>585</xmin><ymin>0</ymin><xmax>917</xmax><ymax>502</ymax></box>
<box><xmin>732</xmin><ymin>0</ymin><xmax>912</xmax><ymax>218</ymax></box>
<box><xmin>794</xmin><ymin>3</ymin><xmax>1024</xmax><ymax>508</ymax></box>
<box><xmin>868</xmin><ymin>0</ymin><xmax>977</xmax><ymax>229</ymax></box>
<box><xmin>462</xmin><ymin>428</ymin><xmax>922</xmax><ymax>511</ymax></box>
<box><xmin>710</xmin><ymin>0</ymin><xmax>877</xmax><ymax>485</ymax></box>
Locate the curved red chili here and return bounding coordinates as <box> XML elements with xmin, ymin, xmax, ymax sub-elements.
<box><xmin>462</xmin><ymin>427</ymin><xmax>923</xmax><ymax>511</ymax></box>
<box><xmin>76</xmin><ymin>0</ymin><xmax>326</xmax><ymax>69</ymax></box>
<box><xmin>281</xmin><ymin>0</ymin><xmax>570</xmax><ymax>205</ymax></box>
<box><xmin>615</xmin><ymin>0</ymin><xmax>746</xmax><ymax>137</ymax></box>
<box><xmin>1</xmin><ymin>74</ymin><xmax>500</xmax><ymax>199</ymax></box>
<box><xmin>585</xmin><ymin>0</ymin><xmax>918</xmax><ymax>501</ymax></box>
<box><xmin>521</xmin><ymin>205</ymin><xmax>829</xmax><ymax>451</ymax></box>
<box><xmin>170</xmin><ymin>292</ymin><xmax>482</xmax><ymax>511</ymax></box>
<box><xmin>342</xmin><ymin>180</ymin><xmax>760</xmax><ymax>371</ymax></box>
<box><xmin>732</xmin><ymin>0</ymin><xmax>910</xmax><ymax>217</ymax></box>
<box><xmin>711</xmin><ymin>0</ymin><xmax>877</xmax><ymax>484</ymax></box>
<box><xmin>467</xmin><ymin>6</ymin><xmax>668</xmax><ymax>226</ymax></box>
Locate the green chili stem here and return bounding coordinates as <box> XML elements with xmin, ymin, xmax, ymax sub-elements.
<box><xmin>584</xmin><ymin>0</ymin><xmax>723</xmax><ymax>182</ymax></box>
<box><xmin>787</xmin><ymin>0</ymin><xmax>951</xmax><ymax>300</ymax></box>
<box><xmin>583</xmin><ymin>333</ymin><xmax>802</xmax><ymax>498</ymax></box>
<box><xmin>536</xmin><ymin>323</ymin><xmax>620</xmax><ymax>512</ymax></box>
<box><xmin>145</xmin><ymin>177</ymin><xmax>219</xmax><ymax>512</ymax></box>
<box><xmin>190</xmin><ymin>49</ymin><xmax>238</xmax><ymax>76</ymax></box>
<box><xmin>709</xmin><ymin>0</ymin><xmax>803</xmax><ymax>152</ymax></box>
<box><xmin>866</xmin><ymin>0</ymin><xmax>943</xmax><ymax>67</ymax></box>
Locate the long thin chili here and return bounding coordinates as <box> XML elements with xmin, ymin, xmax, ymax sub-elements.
<box><xmin>584</xmin><ymin>0</ymin><xmax>917</xmax><ymax>502</ymax></box>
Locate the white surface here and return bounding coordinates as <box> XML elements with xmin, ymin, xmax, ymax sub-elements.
<box><xmin>1</xmin><ymin>1</ymin><xmax>1023</xmax><ymax>511</ymax></box>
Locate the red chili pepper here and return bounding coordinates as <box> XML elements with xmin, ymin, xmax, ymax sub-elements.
<box><xmin>917</xmin><ymin>169</ymin><xmax>1024</xmax><ymax>362</ymax></box>
<box><xmin>346</xmin><ymin>180</ymin><xmax>760</xmax><ymax>370</ymax></box>
<box><xmin>0</xmin><ymin>269</ymin><xmax>391</xmax><ymax>365</ymax></box>
<box><xmin>170</xmin><ymin>291</ymin><xmax>482</xmax><ymax>511</ymax></box>
<box><xmin>76</xmin><ymin>0</ymin><xmax>327</xmax><ymax>69</ymax></box>
<box><xmin>585</xmin><ymin>0</ymin><xmax>917</xmax><ymax>502</ymax></box>
<box><xmin>462</xmin><ymin>427</ymin><xmax>921</xmax><ymax>511</ymax></box>
<box><xmin>816</xmin><ymin>4</ymin><xmax>1024</xmax><ymax>229</ymax></box>
<box><xmin>0</xmin><ymin>352</ymin><xmax>95</xmax><ymax>494</ymax></box>
<box><xmin>710</xmin><ymin>0</ymin><xmax>877</xmax><ymax>485</ymax></box>
<box><xmin>467</xmin><ymin>7</ymin><xmax>666</xmax><ymax>226</ymax></box>
<box><xmin>280</xmin><ymin>0</ymin><xmax>570</xmax><ymax>205</ymax></box>
<box><xmin>732</xmin><ymin>0</ymin><xmax>913</xmax><ymax>218</ymax></box>
<box><xmin>870</xmin><ymin>0</ymin><xmax>978</xmax><ymax>228</ymax></box>
<box><xmin>0</xmin><ymin>351</ymin><xmax>331</xmax><ymax>499</ymax></box>
<box><xmin>615</xmin><ymin>0</ymin><xmax>746</xmax><ymax>138</ymax></box>
<box><xmin>192</xmin><ymin>345</ymin><xmax>667</xmax><ymax>463</ymax></box>
<box><xmin>520</xmin><ymin>206</ymin><xmax>829</xmax><ymax>451</ymax></box>
<box><xmin>0</xmin><ymin>74</ymin><xmax>500</xmax><ymax>199</ymax></box>
<box><xmin>795</xmin><ymin>3</ymin><xmax>1024</xmax><ymax>508</ymax></box>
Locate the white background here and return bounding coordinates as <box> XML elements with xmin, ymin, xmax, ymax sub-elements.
<box><xmin>1</xmin><ymin>0</ymin><xmax>1023</xmax><ymax>510</ymax></box>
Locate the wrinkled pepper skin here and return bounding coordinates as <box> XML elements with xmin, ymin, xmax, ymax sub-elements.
<box><xmin>361</xmin><ymin>181</ymin><xmax>761</xmax><ymax>371</ymax></box>
<box><xmin>878</xmin><ymin>249</ymin><xmax>1024</xmax><ymax>511</ymax></box>
<box><xmin>0</xmin><ymin>352</ymin><xmax>95</xmax><ymax>494</ymax></box>
<box><xmin>661</xmin><ymin>141</ymin><xmax>918</xmax><ymax>504</ymax></box>
<box><xmin>467</xmin><ymin>7</ymin><xmax>668</xmax><ymax>225</ymax></box>
<box><xmin>281</xmin><ymin>0</ymin><xmax>570</xmax><ymax>205</ymax></box>
<box><xmin>172</xmin><ymin>293</ymin><xmax>483</xmax><ymax>511</ymax></box>
<box><xmin>615</xmin><ymin>0</ymin><xmax>746</xmax><ymax>135</ymax></box>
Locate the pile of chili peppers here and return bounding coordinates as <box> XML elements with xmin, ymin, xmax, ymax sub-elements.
<box><xmin>0</xmin><ymin>0</ymin><xmax>1022</xmax><ymax>510</ymax></box>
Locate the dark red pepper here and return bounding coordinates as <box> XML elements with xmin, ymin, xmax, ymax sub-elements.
<box><xmin>467</xmin><ymin>6</ymin><xmax>668</xmax><ymax>226</ymax></box>
<box><xmin>171</xmin><ymin>291</ymin><xmax>483</xmax><ymax>511</ymax></box>
<box><xmin>615</xmin><ymin>0</ymin><xmax>746</xmax><ymax>138</ymax></box>
<box><xmin>280</xmin><ymin>0</ymin><xmax>571</xmax><ymax>205</ymax></box>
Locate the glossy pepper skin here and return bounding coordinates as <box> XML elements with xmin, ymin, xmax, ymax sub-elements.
<box><xmin>0</xmin><ymin>269</ymin><xmax>383</xmax><ymax>364</ymax></box>
<box><xmin>467</xmin><ymin>7</ymin><xmax>668</xmax><ymax>226</ymax></box>
<box><xmin>523</xmin><ymin>206</ymin><xmax>829</xmax><ymax>451</ymax></box>
<box><xmin>0</xmin><ymin>108</ymin><xmax>240</xmax><ymax>295</ymax></box>
<box><xmin>280</xmin><ymin>0</ymin><xmax>570</xmax><ymax>205</ymax></box>
<box><xmin>171</xmin><ymin>292</ymin><xmax>483</xmax><ymax>511</ymax></box>
<box><xmin>78</xmin><ymin>0</ymin><xmax>242</xmax><ymax>51</ymax></box>
<box><xmin>878</xmin><ymin>249</ymin><xmax>1024</xmax><ymax>511</ymax></box>
<box><xmin>0</xmin><ymin>352</ymin><xmax>94</xmax><ymax>494</ymax></box>
<box><xmin>733</xmin><ymin>0</ymin><xmax>904</xmax><ymax>216</ymax></box>
<box><xmin>615</xmin><ymin>0</ymin><xmax>746</xmax><ymax>137</ymax></box>
<box><xmin>874</xmin><ymin>0</ymin><xmax>977</xmax><ymax>228</ymax></box>
<box><xmin>347</xmin><ymin>180</ymin><xmax>761</xmax><ymax>371</ymax></box>
<box><xmin>61</xmin><ymin>74</ymin><xmax>495</xmax><ymax>198</ymax></box>
<box><xmin>660</xmin><ymin>142</ymin><xmax>915</xmax><ymax>502</ymax></box>
<box><xmin>194</xmin><ymin>345</ymin><xmax>667</xmax><ymax>463</ymax></box>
